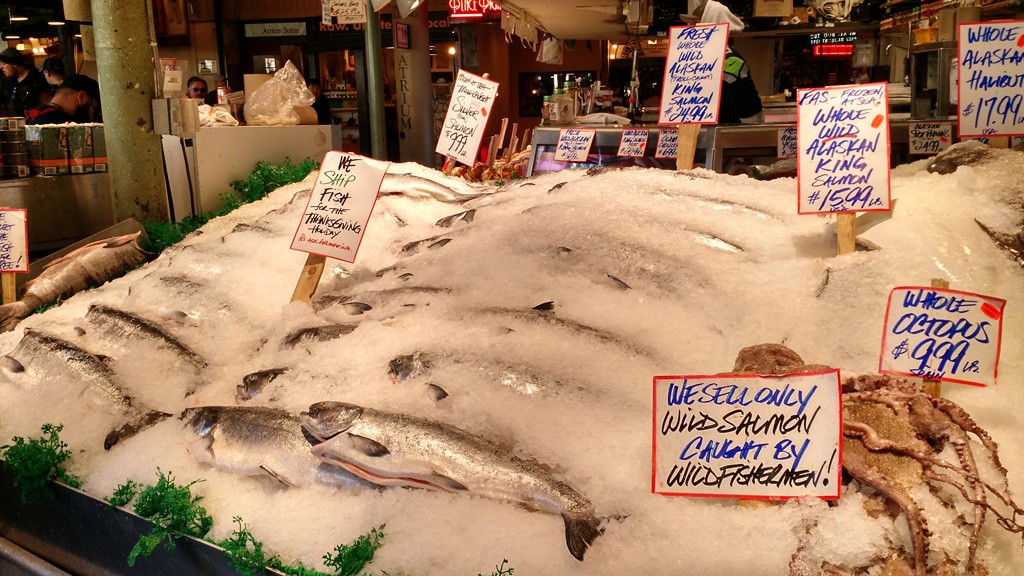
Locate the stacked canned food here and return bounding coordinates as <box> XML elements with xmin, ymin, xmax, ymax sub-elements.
<box><xmin>0</xmin><ymin>117</ymin><xmax>28</xmax><ymax>178</ymax></box>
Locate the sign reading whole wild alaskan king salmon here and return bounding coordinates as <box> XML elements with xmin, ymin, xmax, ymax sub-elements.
<box><xmin>879</xmin><ymin>286</ymin><xmax>1006</xmax><ymax>386</ymax></box>
<box><xmin>0</xmin><ymin>209</ymin><xmax>28</xmax><ymax>273</ymax></box>
<box><xmin>652</xmin><ymin>371</ymin><xmax>841</xmax><ymax>500</ymax></box>
<box><xmin>435</xmin><ymin>69</ymin><xmax>499</xmax><ymax>166</ymax></box>
<box><xmin>957</xmin><ymin>21</ymin><xmax>1024</xmax><ymax>137</ymax></box>
<box><xmin>658</xmin><ymin>23</ymin><xmax>728</xmax><ymax>125</ymax></box>
<box><xmin>290</xmin><ymin>151</ymin><xmax>388</xmax><ymax>263</ymax></box>
<box><xmin>796</xmin><ymin>82</ymin><xmax>890</xmax><ymax>214</ymax></box>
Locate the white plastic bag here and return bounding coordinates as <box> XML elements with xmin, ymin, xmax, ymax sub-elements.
<box><xmin>243</xmin><ymin>61</ymin><xmax>316</xmax><ymax>126</ymax></box>
<box><xmin>197</xmin><ymin>104</ymin><xmax>239</xmax><ymax>127</ymax></box>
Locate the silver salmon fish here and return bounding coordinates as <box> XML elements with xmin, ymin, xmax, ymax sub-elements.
<box><xmin>301</xmin><ymin>401</ymin><xmax>603</xmax><ymax>561</ymax></box>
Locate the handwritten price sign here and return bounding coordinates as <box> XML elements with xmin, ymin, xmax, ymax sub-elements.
<box><xmin>655</xmin><ymin>129</ymin><xmax>678</xmax><ymax>158</ymax></box>
<box><xmin>435</xmin><ymin>69</ymin><xmax>499</xmax><ymax>166</ymax></box>
<box><xmin>617</xmin><ymin>129</ymin><xmax>649</xmax><ymax>157</ymax></box>
<box><xmin>291</xmin><ymin>151</ymin><xmax>387</xmax><ymax>263</ymax></box>
<box><xmin>658</xmin><ymin>23</ymin><xmax>728</xmax><ymax>125</ymax></box>
<box><xmin>554</xmin><ymin>129</ymin><xmax>596</xmax><ymax>162</ymax></box>
<box><xmin>653</xmin><ymin>371</ymin><xmax>841</xmax><ymax>499</ymax></box>
<box><xmin>0</xmin><ymin>209</ymin><xmax>28</xmax><ymax>273</ymax></box>
<box><xmin>797</xmin><ymin>82</ymin><xmax>891</xmax><ymax>214</ymax></box>
<box><xmin>880</xmin><ymin>286</ymin><xmax>1005</xmax><ymax>386</ymax></box>
<box><xmin>909</xmin><ymin>121</ymin><xmax>953</xmax><ymax>155</ymax></box>
<box><xmin>777</xmin><ymin>126</ymin><xmax>797</xmax><ymax>158</ymax></box>
<box><xmin>958</xmin><ymin>21</ymin><xmax>1024</xmax><ymax>137</ymax></box>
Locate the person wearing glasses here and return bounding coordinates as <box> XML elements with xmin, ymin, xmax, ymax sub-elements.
<box><xmin>186</xmin><ymin>76</ymin><xmax>209</xmax><ymax>100</ymax></box>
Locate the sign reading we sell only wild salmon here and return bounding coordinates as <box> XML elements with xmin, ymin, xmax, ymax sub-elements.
<box><xmin>0</xmin><ymin>209</ymin><xmax>28</xmax><ymax>273</ymax></box>
<box><xmin>653</xmin><ymin>371</ymin><xmax>841</xmax><ymax>500</ymax></box>
<box><xmin>796</xmin><ymin>82</ymin><xmax>890</xmax><ymax>214</ymax></box>
<box><xmin>435</xmin><ymin>69</ymin><xmax>499</xmax><ymax>166</ymax></box>
<box><xmin>880</xmin><ymin>286</ymin><xmax>1006</xmax><ymax>386</ymax></box>
<box><xmin>658</xmin><ymin>23</ymin><xmax>728</xmax><ymax>125</ymax></box>
<box><xmin>291</xmin><ymin>151</ymin><xmax>388</xmax><ymax>264</ymax></box>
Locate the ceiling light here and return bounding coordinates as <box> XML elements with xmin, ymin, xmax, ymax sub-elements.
<box><xmin>5</xmin><ymin>35</ymin><xmax>19</xmax><ymax>39</ymax></box>
<box><xmin>15</xmin><ymin>43</ymin><xmax>24</xmax><ymax>50</ymax></box>
<box><xmin>447</xmin><ymin>46</ymin><xmax>456</xmax><ymax>55</ymax></box>
<box><xmin>10</xmin><ymin>16</ymin><xmax>28</xmax><ymax>22</ymax></box>
<box><xmin>49</xmin><ymin>21</ymin><xmax>66</xmax><ymax>26</ymax></box>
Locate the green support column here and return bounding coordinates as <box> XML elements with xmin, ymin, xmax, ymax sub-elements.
<box><xmin>364</xmin><ymin>0</ymin><xmax>387</xmax><ymax>160</ymax></box>
<box><xmin>91</xmin><ymin>0</ymin><xmax>169</xmax><ymax>223</ymax></box>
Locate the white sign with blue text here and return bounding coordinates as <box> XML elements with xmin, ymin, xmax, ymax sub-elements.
<box><xmin>617</xmin><ymin>129</ymin><xmax>649</xmax><ymax>157</ymax></box>
<box><xmin>554</xmin><ymin>129</ymin><xmax>596</xmax><ymax>162</ymax></box>
<box><xmin>957</xmin><ymin>21</ymin><xmax>1024</xmax><ymax>137</ymax></box>
<box><xmin>291</xmin><ymin>151</ymin><xmax>388</xmax><ymax>263</ymax></box>
<box><xmin>435</xmin><ymin>69</ymin><xmax>500</xmax><ymax>166</ymax></box>
<box><xmin>0</xmin><ymin>209</ymin><xmax>28</xmax><ymax>273</ymax></box>
<box><xmin>658</xmin><ymin>23</ymin><xmax>728</xmax><ymax>125</ymax></box>
<box><xmin>654</xmin><ymin>129</ymin><xmax>678</xmax><ymax>158</ymax></box>
<box><xmin>796</xmin><ymin>82</ymin><xmax>891</xmax><ymax>214</ymax></box>
<box><xmin>777</xmin><ymin>126</ymin><xmax>797</xmax><ymax>158</ymax></box>
<box><xmin>653</xmin><ymin>371</ymin><xmax>841</xmax><ymax>500</ymax></box>
<box><xmin>909</xmin><ymin>121</ymin><xmax>953</xmax><ymax>155</ymax></box>
<box><xmin>880</xmin><ymin>286</ymin><xmax>1006</xmax><ymax>387</ymax></box>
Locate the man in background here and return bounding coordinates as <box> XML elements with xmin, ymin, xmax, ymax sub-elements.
<box><xmin>0</xmin><ymin>48</ymin><xmax>49</xmax><ymax>116</ymax></box>
<box><xmin>26</xmin><ymin>74</ymin><xmax>101</xmax><ymax>125</ymax></box>
<box><xmin>689</xmin><ymin>1</ymin><xmax>764</xmax><ymax>124</ymax></box>
<box><xmin>186</xmin><ymin>76</ymin><xmax>209</xmax><ymax>100</ymax></box>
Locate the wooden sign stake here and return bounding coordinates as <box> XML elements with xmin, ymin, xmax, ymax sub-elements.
<box><xmin>675</xmin><ymin>124</ymin><xmax>700</xmax><ymax>171</ymax></box>
<box><xmin>443</xmin><ymin>156</ymin><xmax>457</xmax><ymax>175</ymax></box>
<box><xmin>496</xmin><ymin>118</ymin><xmax>509</xmax><ymax>161</ymax></box>
<box><xmin>837</xmin><ymin>213</ymin><xmax>857</xmax><ymax>255</ymax></box>
<box><xmin>1</xmin><ymin>273</ymin><xmax>16</xmax><ymax>305</ymax></box>
<box><xmin>922</xmin><ymin>277</ymin><xmax>950</xmax><ymax>398</ymax></box>
<box><xmin>290</xmin><ymin>253</ymin><xmax>327</xmax><ymax>303</ymax></box>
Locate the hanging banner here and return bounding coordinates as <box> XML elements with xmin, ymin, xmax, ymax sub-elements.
<box><xmin>325</xmin><ymin>0</ymin><xmax>368</xmax><ymax>24</ymax></box>
<box><xmin>657</xmin><ymin>23</ymin><xmax>729</xmax><ymax>125</ymax></box>
<box><xmin>653</xmin><ymin>371</ymin><xmax>842</xmax><ymax>500</ymax></box>
<box><xmin>655</xmin><ymin>129</ymin><xmax>678</xmax><ymax>158</ymax></box>
<box><xmin>553</xmin><ymin>128</ymin><xmax>596</xmax><ymax>162</ymax></box>
<box><xmin>0</xmin><ymin>209</ymin><xmax>28</xmax><ymax>273</ymax></box>
<box><xmin>908</xmin><ymin>121</ymin><xmax>953</xmax><ymax>155</ymax></box>
<box><xmin>435</xmin><ymin>69</ymin><xmax>499</xmax><ymax>166</ymax></box>
<box><xmin>617</xmin><ymin>129</ymin><xmax>649</xmax><ymax>157</ymax></box>
<box><xmin>777</xmin><ymin>126</ymin><xmax>797</xmax><ymax>158</ymax></box>
<box><xmin>796</xmin><ymin>82</ymin><xmax>891</xmax><ymax>214</ymax></box>
<box><xmin>879</xmin><ymin>286</ymin><xmax>1005</xmax><ymax>386</ymax></box>
<box><xmin>957</xmin><ymin>21</ymin><xmax>1024</xmax><ymax>137</ymax></box>
<box><xmin>291</xmin><ymin>151</ymin><xmax>388</xmax><ymax>263</ymax></box>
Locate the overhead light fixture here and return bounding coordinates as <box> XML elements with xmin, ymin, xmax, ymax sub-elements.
<box><xmin>49</xmin><ymin>21</ymin><xmax>66</xmax><ymax>26</ymax></box>
<box><xmin>10</xmin><ymin>16</ymin><xmax>28</xmax><ymax>22</ymax></box>
<box><xmin>15</xmin><ymin>43</ymin><xmax>25</xmax><ymax>50</ymax></box>
<box><xmin>447</xmin><ymin>46</ymin><xmax>456</xmax><ymax>55</ymax></box>
<box><xmin>6</xmin><ymin>35</ymin><xmax>19</xmax><ymax>39</ymax></box>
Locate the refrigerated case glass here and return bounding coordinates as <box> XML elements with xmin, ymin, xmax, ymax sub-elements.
<box><xmin>319</xmin><ymin>49</ymin><xmax>361</xmax><ymax>152</ymax></box>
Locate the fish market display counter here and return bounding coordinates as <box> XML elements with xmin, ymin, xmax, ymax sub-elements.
<box><xmin>0</xmin><ymin>173</ymin><xmax>115</xmax><ymax>254</ymax></box>
<box><xmin>527</xmin><ymin>121</ymin><xmax>924</xmax><ymax>176</ymax></box>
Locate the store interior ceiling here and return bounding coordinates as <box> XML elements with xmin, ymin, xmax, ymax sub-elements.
<box><xmin>497</xmin><ymin>0</ymin><xmax>631</xmax><ymax>40</ymax></box>
<box><xmin>1</xmin><ymin>1</ymin><xmax>65</xmax><ymax>41</ymax></box>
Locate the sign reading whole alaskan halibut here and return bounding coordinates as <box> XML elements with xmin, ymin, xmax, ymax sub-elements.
<box><xmin>291</xmin><ymin>151</ymin><xmax>388</xmax><ymax>263</ymax></box>
<box><xmin>658</xmin><ymin>23</ymin><xmax>728</xmax><ymax>125</ymax></box>
<box><xmin>957</xmin><ymin>21</ymin><xmax>1024</xmax><ymax>137</ymax></box>
<box><xmin>435</xmin><ymin>69</ymin><xmax>499</xmax><ymax>166</ymax></box>
<box><xmin>879</xmin><ymin>286</ymin><xmax>1006</xmax><ymax>386</ymax></box>
<box><xmin>0</xmin><ymin>209</ymin><xmax>28</xmax><ymax>273</ymax></box>
<box><xmin>797</xmin><ymin>82</ymin><xmax>890</xmax><ymax>214</ymax></box>
<box><xmin>653</xmin><ymin>371</ymin><xmax>842</xmax><ymax>500</ymax></box>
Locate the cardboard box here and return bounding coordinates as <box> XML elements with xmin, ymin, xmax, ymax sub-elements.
<box><xmin>92</xmin><ymin>124</ymin><xmax>107</xmax><ymax>173</ymax></box>
<box><xmin>68</xmin><ymin>125</ymin><xmax>94</xmax><ymax>173</ymax></box>
<box><xmin>25</xmin><ymin>125</ymin><xmax>69</xmax><ymax>176</ymax></box>
<box><xmin>754</xmin><ymin>0</ymin><xmax>794</xmax><ymax>18</ymax></box>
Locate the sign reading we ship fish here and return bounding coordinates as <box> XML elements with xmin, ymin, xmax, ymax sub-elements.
<box><xmin>0</xmin><ymin>209</ymin><xmax>28</xmax><ymax>273</ymax></box>
<box><xmin>435</xmin><ymin>69</ymin><xmax>499</xmax><ymax>166</ymax></box>
<box><xmin>658</xmin><ymin>23</ymin><xmax>728</xmax><ymax>125</ymax></box>
<box><xmin>796</xmin><ymin>82</ymin><xmax>891</xmax><ymax>214</ymax></box>
<box><xmin>652</xmin><ymin>371</ymin><xmax>841</xmax><ymax>500</ymax></box>
<box><xmin>957</xmin><ymin>21</ymin><xmax>1024</xmax><ymax>137</ymax></box>
<box><xmin>880</xmin><ymin>286</ymin><xmax>1006</xmax><ymax>386</ymax></box>
<box><xmin>291</xmin><ymin>151</ymin><xmax>387</xmax><ymax>263</ymax></box>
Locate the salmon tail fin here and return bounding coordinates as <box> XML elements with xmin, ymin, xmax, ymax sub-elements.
<box><xmin>0</xmin><ymin>302</ymin><xmax>30</xmax><ymax>332</ymax></box>
<box><xmin>563</xmin><ymin>511</ymin><xmax>604</xmax><ymax>561</ymax></box>
<box><xmin>104</xmin><ymin>410</ymin><xmax>172</xmax><ymax>450</ymax></box>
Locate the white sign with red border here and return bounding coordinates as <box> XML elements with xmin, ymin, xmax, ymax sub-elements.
<box><xmin>879</xmin><ymin>286</ymin><xmax>1006</xmax><ymax>387</ymax></box>
<box><xmin>658</xmin><ymin>23</ymin><xmax>729</xmax><ymax>125</ymax></box>
<box><xmin>435</xmin><ymin>69</ymin><xmax>499</xmax><ymax>166</ymax></box>
<box><xmin>0</xmin><ymin>209</ymin><xmax>28</xmax><ymax>273</ymax></box>
<box><xmin>291</xmin><ymin>151</ymin><xmax>387</xmax><ymax>263</ymax></box>
<box><xmin>957</xmin><ymin>21</ymin><xmax>1024</xmax><ymax>137</ymax></box>
<box><xmin>617</xmin><ymin>129</ymin><xmax>649</xmax><ymax>157</ymax></box>
<box><xmin>796</xmin><ymin>82</ymin><xmax>891</xmax><ymax>214</ymax></box>
<box><xmin>653</xmin><ymin>371</ymin><xmax>841</xmax><ymax>500</ymax></box>
<box><xmin>553</xmin><ymin>129</ymin><xmax>596</xmax><ymax>162</ymax></box>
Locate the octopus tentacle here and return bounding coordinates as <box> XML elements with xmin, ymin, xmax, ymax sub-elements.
<box><xmin>928</xmin><ymin>395</ymin><xmax>1007</xmax><ymax>475</ymax></box>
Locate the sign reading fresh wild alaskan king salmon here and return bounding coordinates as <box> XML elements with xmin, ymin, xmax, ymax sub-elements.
<box><xmin>0</xmin><ymin>209</ymin><xmax>28</xmax><ymax>273</ymax></box>
<box><xmin>796</xmin><ymin>82</ymin><xmax>891</xmax><ymax>214</ymax></box>
<box><xmin>957</xmin><ymin>21</ymin><xmax>1024</xmax><ymax>137</ymax></box>
<box><xmin>657</xmin><ymin>23</ymin><xmax>728</xmax><ymax>125</ymax></box>
<box><xmin>435</xmin><ymin>69</ymin><xmax>499</xmax><ymax>166</ymax></box>
<box><xmin>653</xmin><ymin>371</ymin><xmax>841</xmax><ymax>500</ymax></box>
<box><xmin>291</xmin><ymin>151</ymin><xmax>388</xmax><ymax>263</ymax></box>
<box><xmin>554</xmin><ymin>128</ymin><xmax>596</xmax><ymax>162</ymax></box>
<box><xmin>879</xmin><ymin>286</ymin><xmax>1006</xmax><ymax>386</ymax></box>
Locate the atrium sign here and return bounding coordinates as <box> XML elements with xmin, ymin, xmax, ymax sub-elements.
<box><xmin>244</xmin><ymin>22</ymin><xmax>307</xmax><ymax>37</ymax></box>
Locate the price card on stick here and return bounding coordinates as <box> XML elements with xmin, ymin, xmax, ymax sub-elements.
<box><xmin>957</xmin><ymin>21</ymin><xmax>1024</xmax><ymax>137</ymax></box>
<box><xmin>617</xmin><ymin>129</ymin><xmax>649</xmax><ymax>157</ymax></box>
<box><xmin>435</xmin><ymin>69</ymin><xmax>499</xmax><ymax>166</ymax></box>
<box><xmin>553</xmin><ymin>128</ymin><xmax>596</xmax><ymax>162</ymax></box>
<box><xmin>797</xmin><ymin>82</ymin><xmax>891</xmax><ymax>214</ymax></box>
<box><xmin>655</xmin><ymin>129</ymin><xmax>679</xmax><ymax>158</ymax></box>
<box><xmin>879</xmin><ymin>286</ymin><xmax>1005</xmax><ymax>386</ymax></box>
<box><xmin>657</xmin><ymin>23</ymin><xmax>729</xmax><ymax>124</ymax></box>
<box><xmin>908</xmin><ymin>122</ymin><xmax>953</xmax><ymax>155</ymax></box>
<box><xmin>777</xmin><ymin>126</ymin><xmax>797</xmax><ymax>158</ymax></box>
<box><xmin>652</xmin><ymin>371</ymin><xmax>842</xmax><ymax>500</ymax></box>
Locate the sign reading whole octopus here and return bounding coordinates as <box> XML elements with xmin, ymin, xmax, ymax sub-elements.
<box><xmin>652</xmin><ymin>371</ymin><xmax>842</xmax><ymax>499</ymax></box>
<box><xmin>879</xmin><ymin>286</ymin><xmax>1006</xmax><ymax>386</ymax></box>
